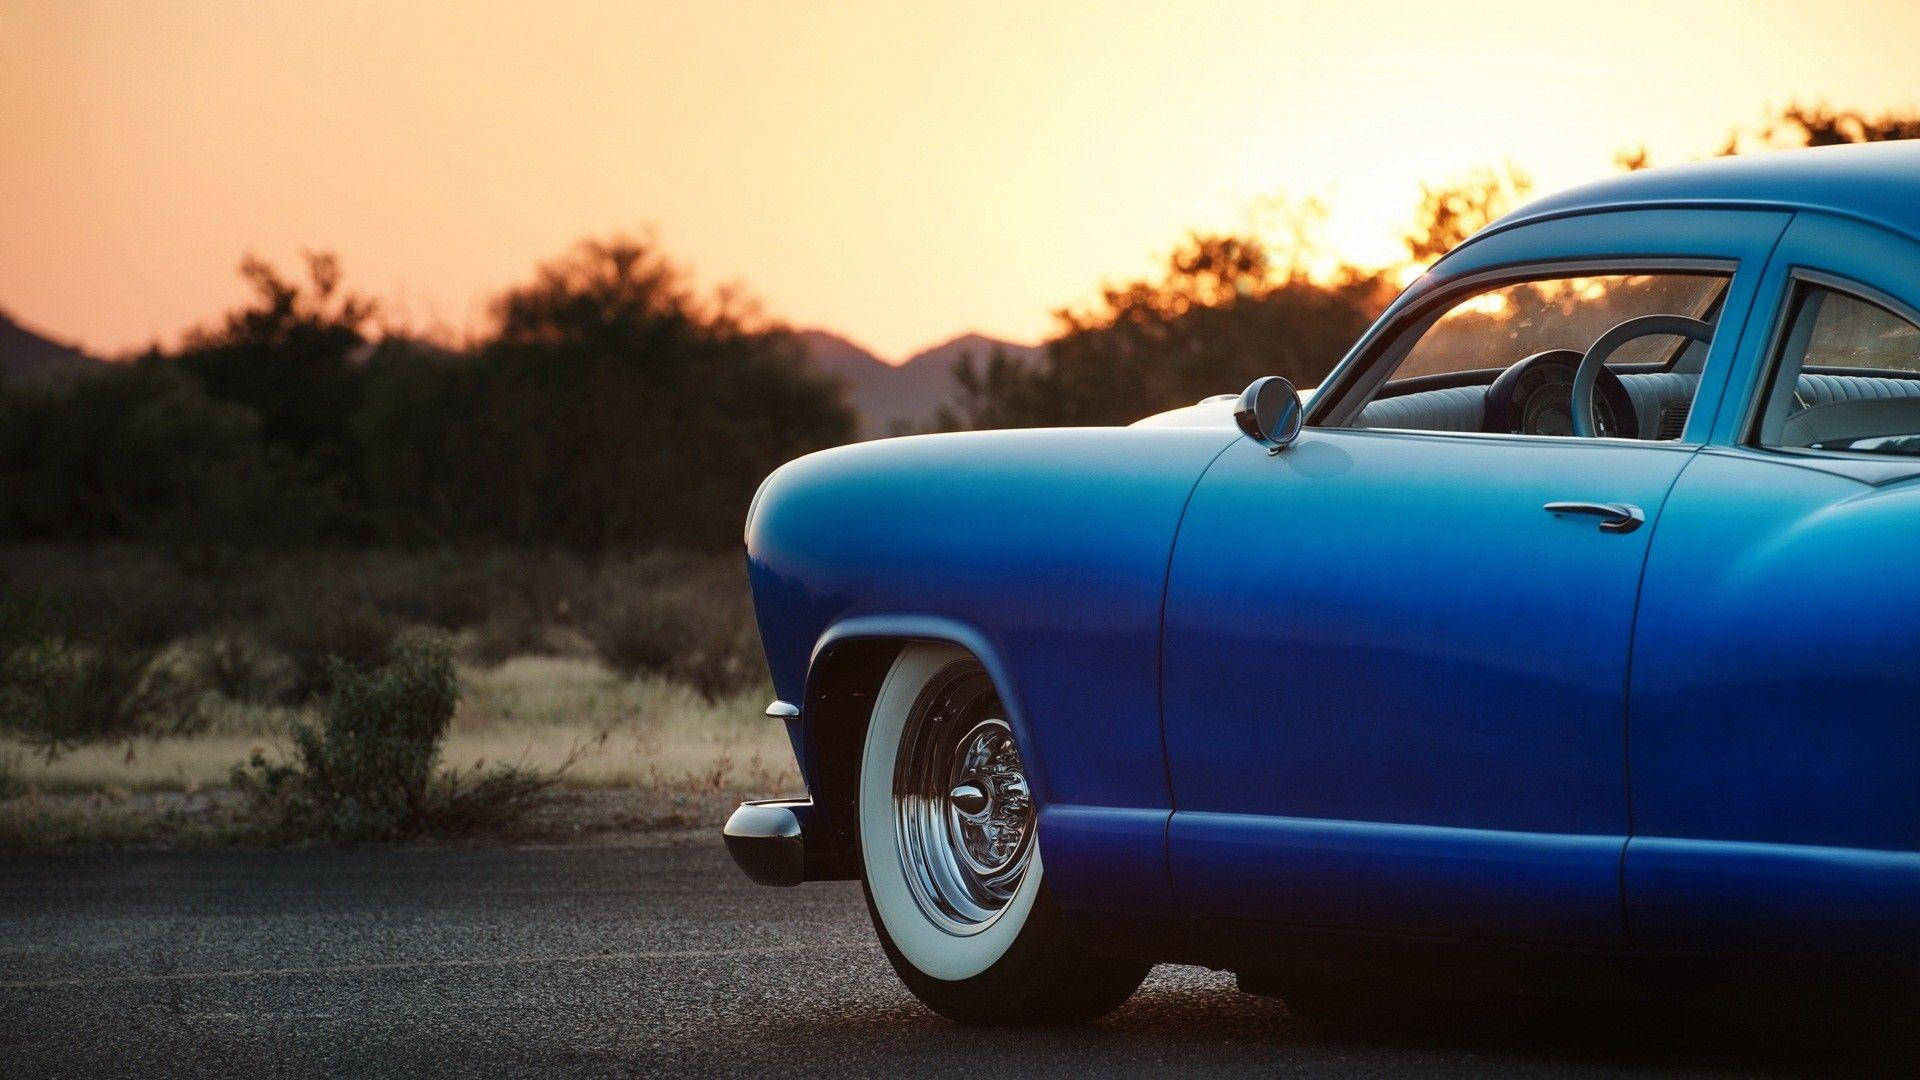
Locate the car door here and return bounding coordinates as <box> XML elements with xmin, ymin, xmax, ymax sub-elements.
<box><xmin>1161</xmin><ymin>208</ymin><xmax>1788</xmax><ymax>947</ymax></box>
<box><xmin>1625</xmin><ymin>212</ymin><xmax>1920</xmax><ymax>963</ymax></box>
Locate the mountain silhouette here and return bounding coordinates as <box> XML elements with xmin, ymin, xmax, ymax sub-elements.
<box><xmin>0</xmin><ymin>306</ymin><xmax>1029</xmax><ymax>437</ymax></box>
<box><xmin>0</xmin><ymin>310</ymin><xmax>99</xmax><ymax>387</ymax></box>
<box><xmin>799</xmin><ymin>330</ymin><xmax>1040</xmax><ymax>436</ymax></box>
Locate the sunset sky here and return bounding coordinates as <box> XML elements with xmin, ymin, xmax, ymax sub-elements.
<box><xmin>3</xmin><ymin>1</ymin><xmax>1918</xmax><ymax>360</ymax></box>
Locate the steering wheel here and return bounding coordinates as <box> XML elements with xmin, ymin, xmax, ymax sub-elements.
<box><xmin>1569</xmin><ymin>315</ymin><xmax>1714</xmax><ymax>438</ymax></box>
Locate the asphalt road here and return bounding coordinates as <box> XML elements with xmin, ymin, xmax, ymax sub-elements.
<box><xmin>0</xmin><ymin>841</ymin><xmax>1910</xmax><ymax>1078</ymax></box>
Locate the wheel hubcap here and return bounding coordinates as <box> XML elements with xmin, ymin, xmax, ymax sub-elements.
<box><xmin>947</xmin><ymin>782</ymin><xmax>989</xmax><ymax>816</ymax></box>
<box><xmin>893</xmin><ymin>667</ymin><xmax>1036</xmax><ymax>933</ymax></box>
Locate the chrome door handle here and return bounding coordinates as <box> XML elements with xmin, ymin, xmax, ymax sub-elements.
<box><xmin>1543</xmin><ymin>500</ymin><xmax>1645</xmax><ymax>533</ymax></box>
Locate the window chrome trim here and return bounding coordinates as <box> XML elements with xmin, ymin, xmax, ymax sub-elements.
<box><xmin>1740</xmin><ymin>268</ymin><xmax>1920</xmax><ymax>452</ymax></box>
<box><xmin>1320</xmin><ymin>426</ymin><xmax>1702</xmax><ymax>453</ymax></box>
<box><xmin>1310</xmin><ymin>257</ymin><xmax>1736</xmax><ymax>438</ymax></box>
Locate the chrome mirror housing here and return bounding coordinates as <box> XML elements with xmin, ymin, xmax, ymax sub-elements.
<box><xmin>1234</xmin><ymin>376</ymin><xmax>1303</xmax><ymax>453</ymax></box>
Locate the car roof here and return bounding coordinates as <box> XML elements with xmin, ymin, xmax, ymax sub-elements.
<box><xmin>1475</xmin><ymin>140</ymin><xmax>1920</xmax><ymax>246</ymax></box>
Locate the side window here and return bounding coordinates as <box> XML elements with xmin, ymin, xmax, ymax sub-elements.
<box><xmin>1754</xmin><ymin>283</ymin><xmax>1920</xmax><ymax>456</ymax></box>
<box><xmin>1349</xmin><ymin>272</ymin><xmax>1728</xmax><ymax>439</ymax></box>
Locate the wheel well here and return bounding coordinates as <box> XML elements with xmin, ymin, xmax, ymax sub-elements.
<box><xmin>803</xmin><ymin>639</ymin><xmax>905</xmax><ymax>859</ymax></box>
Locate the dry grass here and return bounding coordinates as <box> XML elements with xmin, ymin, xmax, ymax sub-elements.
<box><xmin>447</xmin><ymin>656</ymin><xmax>797</xmax><ymax>791</ymax></box>
<box><xmin>0</xmin><ymin>790</ymin><xmax>267</xmax><ymax>850</ymax></box>
<box><xmin>0</xmin><ymin>656</ymin><xmax>800</xmax><ymax>838</ymax></box>
<box><xmin>0</xmin><ymin>544</ymin><xmax>802</xmax><ymax>849</ymax></box>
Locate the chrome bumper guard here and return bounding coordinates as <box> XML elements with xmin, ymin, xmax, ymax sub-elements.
<box><xmin>722</xmin><ymin>798</ymin><xmax>856</xmax><ymax>887</ymax></box>
<box><xmin>723</xmin><ymin>799</ymin><xmax>807</xmax><ymax>887</ymax></box>
<box><xmin>724</xmin><ymin>701</ymin><xmax>857</xmax><ymax>886</ymax></box>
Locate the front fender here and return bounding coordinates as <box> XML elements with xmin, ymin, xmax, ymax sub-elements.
<box><xmin>804</xmin><ymin>614</ymin><xmax>1032</xmax><ymax>782</ymax></box>
<box><xmin>745</xmin><ymin>427</ymin><xmax>1236</xmax><ymax>817</ymax></box>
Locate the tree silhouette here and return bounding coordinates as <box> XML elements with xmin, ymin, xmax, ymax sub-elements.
<box><xmin>455</xmin><ymin>237</ymin><xmax>856</xmax><ymax>548</ymax></box>
<box><xmin>0</xmin><ymin>357</ymin><xmax>332</xmax><ymax>548</ymax></box>
<box><xmin>1614</xmin><ymin>145</ymin><xmax>1652</xmax><ymax>172</ymax></box>
<box><xmin>1402</xmin><ymin>163</ymin><xmax>1533</xmax><ymax>267</ymax></box>
<box><xmin>942</xmin><ymin>233</ymin><xmax>1391</xmax><ymax>429</ymax></box>
<box><xmin>0</xmin><ymin>239</ymin><xmax>857</xmax><ymax>550</ymax></box>
<box><xmin>1720</xmin><ymin>102</ymin><xmax>1920</xmax><ymax>155</ymax></box>
<box><xmin>176</xmin><ymin>252</ymin><xmax>375</xmax><ymax>473</ymax></box>
<box><xmin>1619</xmin><ymin>102</ymin><xmax>1920</xmax><ymax>171</ymax></box>
<box><xmin>946</xmin><ymin>164</ymin><xmax>1557</xmax><ymax>431</ymax></box>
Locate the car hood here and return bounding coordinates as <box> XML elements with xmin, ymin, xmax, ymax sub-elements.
<box><xmin>1130</xmin><ymin>386</ymin><xmax>1316</xmax><ymax>430</ymax></box>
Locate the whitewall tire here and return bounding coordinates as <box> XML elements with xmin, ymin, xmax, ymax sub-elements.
<box><xmin>856</xmin><ymin>644</ymin><xmax>1149</xmax><ymax>1025</ymax></box>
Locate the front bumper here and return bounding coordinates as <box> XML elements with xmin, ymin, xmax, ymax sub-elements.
<box><xmin>722</xmin><ymin>798</ymin><xmax>857</xmax><ymax>887</ymax></box>
<box><xmin>723</xmin><ymin>699</ymin><xmax>858</xmax><ymax>886</ymax></box>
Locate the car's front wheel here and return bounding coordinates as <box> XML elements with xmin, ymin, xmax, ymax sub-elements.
<box><xmin>858</xmin><ymin>644</ymin><xmax>1149</xmax><ymax>1025</ymax></box>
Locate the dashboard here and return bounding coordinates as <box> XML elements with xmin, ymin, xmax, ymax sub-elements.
<box><xmin>1484</xmin><ymin>349</ymin><xmax>1638</xmax><ymax>439</ymax></box>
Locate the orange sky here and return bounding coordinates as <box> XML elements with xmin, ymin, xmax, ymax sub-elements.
<box><xmin>3</xmin><ymin>1</ymin><xmax>1918</xmax><ymax>360</ymax></box>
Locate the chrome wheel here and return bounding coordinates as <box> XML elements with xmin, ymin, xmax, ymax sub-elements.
<box><xmin>892</xmin><ymin>665</ymin><xmax>1036</xmax><ymax>934</ymax></box>
<box><xmin>860</xmin><ymin>644</ymin><xmax>1149</xmax><ymax>1020</ymax></box>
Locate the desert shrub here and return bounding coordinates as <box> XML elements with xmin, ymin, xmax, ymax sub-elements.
<box><xmin>261</xmin><ymin>594</ymin><xmax>401</xmax><ymax>700</ymax></box>
<box><xmin>589</xmin><ymin>598</ymin><xmax>687</xmax><ymax>677</ymax></box>
<box><xmin>589</xmin><ymin>594</ymin><xmax>760</xmax><ymax>698</ymax></box>
<box><xmin>582</xmin><ymin>551</ymin><xmax>765</xmax><ymax>697</ymax></box>
<box><xmin>233</xmin><ymin>631</ymin><xmax>563</xmax><ymax>839</ymax></box>
<box><xmin>676</xmin><ymin>616</ymin><xmax>764</xmax><ymax>698</ymax></box>
<box><xmin>324</xmin><ymin>548</ymin><xmax>504</xmax><ymax>629</ymax></box>
<box><xmin>462</xmin><ymin>603</ymin><xmax>551</xmax><ymax>669</ymax></box>
<box><xmin>234</xmin><ymin>632</ymin><xmax>458</xmax><ymax>839</ymax></box>
<box><xmin>3</xmin><ymin>641</ymin><xmax>200</xmax><ymax>755</ymax></box>
<box><xmin>190</xmin><ymin>629</ymin><xmax>296</xmax><ymax>703</ymax></box>
<box><xmin>0</xmin><ymin>748</ymin><xmax>21</xmax><ymax>800</ymax></box>
<box><xmin>425</xmin><ymin>760</ymin><xmax>564</xmax><ymax>835</ymax></box>
<box><xmin>0</xmin><ymin>544</ymin><xmax>769</xmax><ymax>698</ymax></box>
<box><xmin>0</xmin><ymin>590</ymin><xmax>200</xmax><ymax>758</ymax></box>
<box><xmin>0</xmin><ymin>547</ymin><xmax>222</xmax><ymax>647</ymax></box>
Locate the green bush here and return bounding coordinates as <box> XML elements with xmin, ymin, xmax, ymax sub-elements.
<box><xmin>234</xmin><ymin>632</ymin><xmax>458</xmax><ymax>839</ymax></box>
<box><xmin>0</xmin><ymin>590</ymin><xmax>199</xmax><ymax>758</ymax></box>
<box><xmin>233</xmin><ymin>631</ymin><xmax>562</xmax><ymax>840</ymax></box>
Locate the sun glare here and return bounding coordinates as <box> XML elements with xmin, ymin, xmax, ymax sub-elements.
<box><xmin>1458</xmin><ymin>291</ymin><xmax>1514</xmax><ymax>317</ymax></box>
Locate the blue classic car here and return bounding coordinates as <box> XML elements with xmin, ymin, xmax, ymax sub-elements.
<box><xmin>725</xmin><ymin>141</ymin><xmax>1920</xmax><ymax>1024</ymax></box>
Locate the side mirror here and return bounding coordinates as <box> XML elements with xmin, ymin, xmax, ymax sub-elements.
<box><xmin>1234</xmin><ymin>376</ymin><xmax>1303</xmax><ymax>453</ymax></box>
